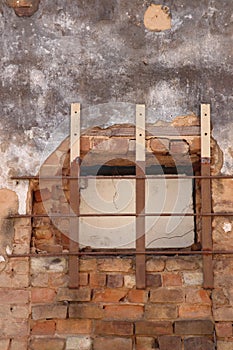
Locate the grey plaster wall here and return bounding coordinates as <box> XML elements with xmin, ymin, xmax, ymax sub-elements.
<box><xmin>0</xmin><ymin>0</ymin><xmax>232</xmax><ymax>209</ymax></box>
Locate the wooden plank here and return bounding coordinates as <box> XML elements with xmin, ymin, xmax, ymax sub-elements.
<box><xmin>136</xmin><ymin>104</ymin><xmax>146</xmax><ymax>289</ymax></box>
<box><xmin>201</xmin><ymin>104</ymin><xmax>213</xmax><ymax>289</ymax></box>
<box><xmin>69</xmin><ymin>103</ymin><xmax>81</xmax><ymax>289</ymax></box>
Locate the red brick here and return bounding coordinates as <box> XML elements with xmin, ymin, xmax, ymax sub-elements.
<box><xmin>128</xmin><ymin>290</ymin><xmax>148</xmax><ymax>303</ymax></box>
<box><xmin>183</xmin><ymin>337</ymin><xmax>214</xmax><ymax>350</ymax></box>
<box><xmin>158</xmin><ymin>335</ymin><xmax>182</xmax><ymax>350</ymax></box>
<box><xmin>145</xmin><ymin>304</ymin><xmax>177</xmax><ymax>320</ymax></box>
<box><xmin>179</xmin><ymin>304</ymin><xmax>211</xmax><ymax>318</ymax></box>
<box><xmin>90</xmin><ymin>273</ymin><xmax>106</xmax><ymax>287</ymax></box>
<box><xmin>94</xmin><ymin>321</ymin><xmax>133</xmax><ymax>335</ymax></box>
<box><xmin>185</xmin><ymin>289</ymin><xmax>211</xmax><ymax>305</ymax></box>
<box><xmin>150</xmin><ymin>288</ymin><xmax>184</xmax><ymax>303</ymax></box>
<box><xmin>93</xmin><ymin>289</ymin><xmax>127</xmax><ymax>302</ymax></box>
<box><xmin>0</xmin><ymin>339</ymin><xmax>10</xmax><ymax>350</ymax></box>
<box><xmin>216</xmin><ymin>322</ymin><xmax>232</xmax><ymax>337</ymax></box>
<box><xmin>92</xmin><ymin>138</ymin><xmax>129</xmax><ymax>154</ymax></box>
<box><xmin>146</xmin><ymin>274</ymin><xmax>162</xmax><ymax>287</ymax></box>
<box><xmin>81</xmin><ymin>135</ymin><xmax>92</xmax><ymax>153</ymax></box>
<box><xmin>0</xmin><ymin>319</ymin><xmax>29</xmax><ymax>337</ymax></box>
<box><xmin>32</xmin><ymin>304</ymin><xmax>67</xmax><ymax>320</ymax></box>
<box><xmin>69</xmin><ymin>304</ymin><xmax>103</xmax><ymax>319</ymax></box>
<box><xmin>214</xmin><ymin>307</ymin><xmax>233</xmax><ymax>321</ymax></box>
<box><xmin>166</xmin><ymin>257</ymin><xmax>200</xmax><ymax>271</ymax></box>
<box><xmin>135</xmin><ymin>321</ymin><xmax>173</xmax><ymax>335</ymax></box>
<box><xmin>93</xmin><ymin>337</ymin><xmax>132</xmax><ymax>350</ymax></box>
<box><xmin>30</xmin><ymin>320</ymin><xmax>55</xmax><ymax>335</ymax></box>
<box><xmin>56</xmin><ymin>287</ymin><xmax>91</xmax><ymax>301</ymax></box>
<box><xmin>8</xmin><ymin>338</ymin><xmax>28</xmax><ymax>350</ymax></box>
<box><xmin>104</xmin><ymin>305</ymin><xmax>144</xmax><ymax>320</ymax></box>
<box><xmin>48</xmin><ymin>272</ymin><xmax>68</xmax><ymax>288</ymax></box>
<box><xmin>162</xmin><ymin>273</ymin><xmax>182</xmax><ymax>286</ymax></box>
<box><xmin>56</xmin><ymin>319</ymin><xmax>92</xmax><ymax>334</ymax></box>
<box><xmin>0</xmin><ymin>289</ymin><xmax>29</xmax><ymax>304</ymax></box>
<box><xmin>31</xmin><ymin>288</ymin><xmax>56</xmax><ymax>303</ymax></box>
<box><xmin>174</xmin><ymin>320</ymin><xmax>214</xmax><ymax>335</ymax></box>
<box><xmin>80</xmin><ymin>272</ymin><xmax>89</xmax><ymax>286</ymax></box>
<box><xmin>98</xmin><ymin>258</ymin><xmax>132</xmax><ymax>272</ymax></box>
<box><xmin>107</xmin><ymin>274</ymin><xmax>123</xmax><ymax>288</ymax></box>
<box><xmin>29</xmin><ymin>338</ymin><xmax>65</xmax><ymax>350</ymax></box>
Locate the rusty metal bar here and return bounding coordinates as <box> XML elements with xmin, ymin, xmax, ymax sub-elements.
<box><xmin>201</xmin><ymin>104</ymin><xmax>214</xmax><ymax>289</ymax></box>
<box><xmin>136</xmin><ymin>104</ymin><xmax>146</xmax><ymax>289</ymax></box>
<box><xmin>69</xmin><ymin>103</ymin><xmax>81</xmax><ymax>289</ymax></box>
<box><xmin>8</xmin><ymin>212</ymin><xmax>233</xmax><ymax>219</ymax></box>
<box><xmin>11</xmin><ymin>175</ymin><xmax>233</xmax><ymax>180</ymax></box>
<box><xmin>7</xmin><ymin>249</ymin><xmax>233</xmax><ymax>258</ymax></box>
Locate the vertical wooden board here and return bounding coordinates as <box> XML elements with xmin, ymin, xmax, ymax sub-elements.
<box><xmin>136</xmin><ymin>104</ymin><xmax>146</xmax><ymax>289</ymax></box>
<box><xmin>70</xmin><ymin>103</ymin><xmax>81</xmax><ymax>162</ymax></box>
<box><xmin>201</xmin><ymin>103</ymin><xmax>213</xmax><ymax>289</ymax></box>
<box><xmin>69</xmin><ymin>103</ymin><xmax>81</xmax><ymax>289</ymax></box>
<box><xmin>201</xmin><ymin>104</ymin><xmax>210</xmax><ymax>159</ymax></box>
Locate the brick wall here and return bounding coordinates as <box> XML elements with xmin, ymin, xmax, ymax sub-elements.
<box><xmin>0</xmin><ymin>121</ymin><xmax>232</xmax><ymax>349</ymax></box>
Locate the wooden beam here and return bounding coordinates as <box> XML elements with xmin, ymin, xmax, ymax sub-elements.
<box><xmin>69</xmin><ymin>103</ymin><xmax>81</xmax><ymax>288</ymax></box>
<box><xmin>136</xmin><ymin>104</ymin><xmax>146</xmax><ymax>289</ymax></box>
<box><xmin>201</xmin><ymin>104</ymin><xmax>214</xmax><ymax>289</ymax></box>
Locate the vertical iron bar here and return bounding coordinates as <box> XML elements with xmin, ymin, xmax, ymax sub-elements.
<box><xmin>136</xmin><ymin>104</ymin><xmax>146</xmax><ymax>289</ymax></box>
<box><xmin>69</xmin><ymin>103</ymin><xmax>81</xmax><ymax>288</ymax></box>
<box><xmin>201</xmin><ymin>104</ymin><xmax>214</xmax><ymax>289</ymax></box>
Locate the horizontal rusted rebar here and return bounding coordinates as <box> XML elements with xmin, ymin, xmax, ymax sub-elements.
<box><xmin>6</xmin><ymin>250</ymin><xmax>233</xmax><ymax>258</ymax></box>
<box><xmin>11</xmin><ymin>175</ymin><xmax>233</xmax><ymax>180</ymax></box>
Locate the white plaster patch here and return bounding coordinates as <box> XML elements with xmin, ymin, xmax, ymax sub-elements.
<box><xmin>223</xmin><ymin>222</ymin><xmax>232</xmax><ymax>233</ymax></box>
<box><xmin>2</xmin><ymin>64</ymin><xmax>18</xmax><ymax>86</ymax></box>
<box><xmin>30</xmin><ymin>69</ymin><xmax>47</xmax><ymax>91</ymax></box>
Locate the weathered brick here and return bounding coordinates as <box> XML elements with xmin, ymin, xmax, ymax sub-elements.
<box><xmin>93</xmin><ymin>289</ymin><xmax>127</xmax><ymax>302</ymax></box>
<box><xmin>145</xmin><ymin>304</ymin><xmax>177</xmax><ymax>320</ymax></box>
<box><xmin>32</xmin><ymin>304</ymin><xmax>67</xmax><ymax>320</ymax></box>
<box><xmin>0</xmin><ymin>319</ymin><xmax>29</xmax><ymax>337</ymax></box>
<box><xmin>124</xmin><ymin>275</ymin><xmax>136</xmax><ymax>288</ymax></box>
<box><xmin>98</xmin><ymin>258</ymin><xmax>132</xmax><ymax>272</ymax></box>
<box><xmin>56</xmin><ymin>319</ymin><xmax>92</xmax><ymax>334</ymax></box>
<box><xmin>146</xmin><ymin>258</ymin><xmax>165</xmax><ymax>272</ymax></box>
<box><xmin>216</xmin><ymin>322</ymin><xmax>233</xmax><ymax>337</ymax></box>
<box><xmin>170</xmin><ymin>140</ymin><xmax>189</xmax><ymax>154</ymax></box>
<box><xmin>146</xmin><ymin>274</ymin><xmax>162</xmax><ymax>287</ymax></box>
<box><xmin>217</xmin><ymin>341</ymin><xmax>233</xmax><ymax>350</ymax></box>
<box><xmin>56</xmin><ymin>287</ymin><xmax>91</xmax><ymax>302</ymax></box>
<box><xmin>89</xmin><ymin>273</ymin><xmax>106</xmax><ymax>287</ymax></box>
<box><xmin>174</xmin><ymin>320</ymin><xmax>214</xmax><ymax>335</ymax></box>
<box><xmin>80</xmin><ymin>272</ymin><xmax>89</xmax><ymax>286</ymax></box>
<box><xmin>186</xmin><ymin>288</ymin><xmax>211</xmax><ymax>304</ymax></box>
<box><xmin>166</xmin><ymin>257</ymin><xmax>200</xmax><ymax>271</ymax></box>
<box><xmin>179</xmin><ymin>304</ymin><xmax>211</xmax><ymax>318</ymax></box>
<box><xmin>80</xmin><ymin>258</ymin><xmax>97</xmax><ymax>271</ymax></box>
<box><xmin>0</xmin><ymin>339</ymin><xmax>10</xmax><ymax>350</ymax></box>
<box><xmin>31</xmin><ymin>257</ymin><xmax>67</xmax><ymax>273</ymax></box>
<box><xmin>162</xmin><ymin>273</ymin><xmax>182</xmax><ymax>286</ymax></box>
<box><xmin>150</xmin><ymin>288</ymin><xmax>184</xmax><ymax>303</ymax></box>
<box><xmin>135</xmin><ymin>321</ymin><xmax>173</xmax><ymax>335</ymax></box>
<box><xmin>31</xmin><ymin>288</ymin><xmax>56</xmax><ymax>303</ymax></box>
<box><xmin>136</xmin><ymin>336</ymin><xmax>157</xmax><ymax>350</ymax></box>
<box><xmin>107</xmin><ymin>274</ymin><xmax>123</xmax><ymax>288</ymax></box>
<box><xmin>158</xmin><ymin>335</ymin><xmax>182</xmax><ymax>350</ymax></box>
<box><xmin>183</xmin><ymin>337</ymin><xmax>214</xmax><ymax>350</ymax></box>
<box><xmin>69</xmin><ymin>304</ymin><xmax>103</xmax><ymax>319</ymax></box>
<box><xmin>29</xmin><ymin>338</ymin><xmax>65</xmax><ymax>350</ymax></box>
<box><xmin>0</xmin><ymin>289</ymin><xmax>29</xmax><ymax>304</ymax></box>
<box><xmin>66</xmin><ymin>336</ymin><xmax>92</xmax><ymax>350</ymax></box>
<box><xmin>93</xmin><ymin>337</ymin><xmax>132</xmax><ymax>350</ymax></box>
<box><xmin>8</xmin><ymin>338</ymin><xmax>28</xmax><ymax>350</ymax></box>
<box><xmin>183</xmin><ymin>272</ymin><xmax>203</xmax><ymax>286</ymax></box>
<box><xmin>149</xmin><ymin>138</ymin><xmax>169</xmax><ymax>154</ymax></box>
<box><xmin>104</xmin><ymin>305</ymin><xmax>144</xmax><ymax>320</ymax></box>
<box><xmin>48</xmin><ymin>272</ymin><xmax>68</xmax><ymax>287</ymax></box>
<box><xmin>92</xmin><ymin>138</ymin><xmax>129</xmax><ymax>154</ymax></box>
<box><xmin>214</xmin><ymin>307</ymin><xmax>233</xmax><ymax>321</ymax></box>
<box><xmin>94</xmin><ymin>321</ymin><xmax>133</xmax><ymax>335</ymax></box>
<box><xmin>128</xmin><ymin>289</ymin><xmax>148</xmax><ymax>303</ymax></box>
<box><xmin>30</xmin><ymin>320</ymin><xmax>56</xmax><ymax>335</ymax></box>
<box><xmin>31</xmin><ymin>273</ymin><xmax>49</xmax><ymax>287</ymax></box>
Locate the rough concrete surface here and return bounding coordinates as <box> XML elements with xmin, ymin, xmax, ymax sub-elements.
<box><xmin>0</xmin><ymin>0</ymin><xmax>232</xmax><ymax>210</ymax></box>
